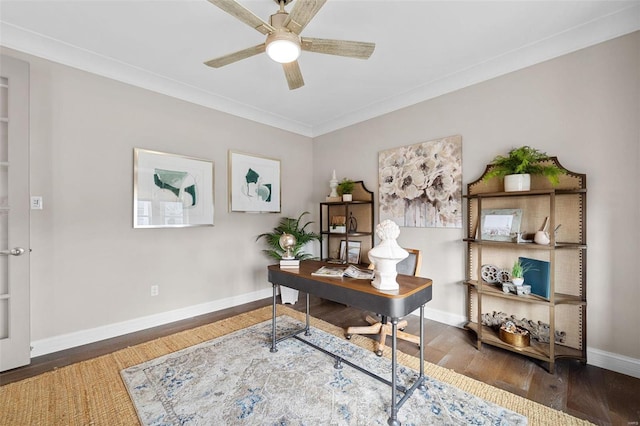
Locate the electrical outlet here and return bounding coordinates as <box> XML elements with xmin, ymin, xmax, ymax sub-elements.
<box><xmin>150</xmin><ymin>285</ymin><xmax>159</xmax><ymax>296</ymax></box>
<box><xmin>30</xmin><ymin>196</ymin><xmax>43</xmax><ymax>210</ymax></box>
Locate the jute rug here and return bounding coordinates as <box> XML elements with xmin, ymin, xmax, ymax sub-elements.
<box><xmin>0</xmin><ymin>305</ymin><xmax>591</xmax><ymax>425</ymax></box>
<box><xmin>121</xmin><ymin>315</ymin><xmax>526</xmax><ymax>425</ymax></box>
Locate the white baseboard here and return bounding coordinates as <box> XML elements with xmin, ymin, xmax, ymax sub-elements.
<box><xmin>31</xmin><ymin>291</ymin><xmax>640</xmax><ymax>380</ymax></box>
<box><xmin>419</xmin><ymin>306</ymin><xmax>468</xmax><ymax>328</ymax></box>
<box><xmin>409</xmin><ymin>308</ymin><xmax>640</xmax><ymax>379</ymax></box>
<box><xmin>587</xmin><ymin>347</ymin><xmax>640</xmax><ymax>379</ymax></box>
<box><xmin>30</xmin><ymin>288</ymin><xmax>274</xmax><ymax>357</ymax></box>
<box><xmin>406</xmin><ymin>305</ymin><xmax>467</xmax><ymax>327</ymax></box>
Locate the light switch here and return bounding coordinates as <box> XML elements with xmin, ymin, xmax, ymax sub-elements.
<box><xmin>30</xmin><ymin>196</ymin><xmax>43</xmax><ymax>210</ymax></box>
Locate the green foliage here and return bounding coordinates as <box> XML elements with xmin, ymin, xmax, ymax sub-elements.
<box><xmin>337</xmin><ymin>178</ymin><xmax>355</xmax><ymax>195</ymax></box>
<box><xmin>255</xmin><ymin>211</ymin><xmax>321</xmax><ymax>260</ymax></box>
<box><xmin>484</xmin><ymin>146</ymin><xmax>566</xmax><ymax>185</ymax></box>
<box><xmin>511</xmin><ymin>259</ymin><xmax>535</xmax><ymax>278</ymax></box>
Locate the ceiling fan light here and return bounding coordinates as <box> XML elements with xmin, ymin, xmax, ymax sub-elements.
<box><xmin>266</xmin><ymin>31</ymin><xmax>301</xmax><ymax>63</ymax></box>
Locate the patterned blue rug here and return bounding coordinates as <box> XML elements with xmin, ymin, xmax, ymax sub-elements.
<box><xmin>121</xmin><ymin>316</ymin><xmax>526</xmax><ymax>425</ymax></box>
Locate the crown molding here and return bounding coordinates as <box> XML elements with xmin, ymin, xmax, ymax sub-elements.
<box><xmin>0</xmin><ymin>21</ymin><xmax>314</xmax><ymax>137</ymax></box>
<box><xmin>2</xmin><ymin>4</ymin><xmax>639</xmax><ymax>138</ymax></box>
<box><xmin>312</xmin><ymin>4</ymin><xmax>640</xmax><ymax>136</ymax></box>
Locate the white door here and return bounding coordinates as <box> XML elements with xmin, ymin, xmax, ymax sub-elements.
<box><xmin>0</xmin><ymin>55</ymin><xmax>31</xmax><ymax>372</ymax></box>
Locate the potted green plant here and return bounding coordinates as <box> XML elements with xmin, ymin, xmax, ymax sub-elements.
<box><xmin>337</xmin><ymin>178</ymin><xmax>355</xmax><ymax>201</ymax></box>
<box><xmin>255</xmin><ymin>211</ymin><xmax>321</xmax><ymax>261</ymax></box>
<box><xmin>256</xmin><ymin>212</ymin><xmax>321</xmax><ymax>304</ymax></box>
<box><xmin>484</xmin><ymin>146</ymin><xmax>565</xmax><ymax>192</ymax></box>
<box><xmin>511</xmin><ymin>259</ymin><xmax>533</xmax><ymax>286</ymax></box>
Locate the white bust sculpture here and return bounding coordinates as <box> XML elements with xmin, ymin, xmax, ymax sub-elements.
<box><xmin>368</xmin><ymin>220</ymin><xmax>408</xmax><ymax>290</ymax></box>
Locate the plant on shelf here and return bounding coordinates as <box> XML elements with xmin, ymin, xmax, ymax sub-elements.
<box><xmin>511</xmin><ymin>259</ymin><xmax>533</xmax><ymax>285</ymax></box>
<box><xmin>255</xmin><ymin>211</ymin><xmax>321</xmax><ymax>260</ymax></box>
<box><xmin>484</xmin><ymin>146</ymin><xmax>565</xmax><ymax>191</ymax></box>
<box><xmin>337</xmin><ymin>178</ymin><xmax>355</xmax><ymax>201</ymax></box>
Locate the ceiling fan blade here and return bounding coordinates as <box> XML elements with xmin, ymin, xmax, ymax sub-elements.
<box><xmin>283</xmin><ymin>61</ymin><xmax>304</xmax><ymax>90</ymax></box>
<box><xmin>204</xmin><ymin>44</ymin><xmax>266</xmax><ymax>68</ymax></box>
<box><xmin>207</xmin><ymin>0</ymin><xmax>274</xmax><ymax>35</ymax></box>
<box><xmin>301</xmin><ymin>37</ymin><xmax>375</xmax><ymax>59</ymax></box>
<box><xmin>285</xmin><ymin>0</ymin><xmax>327</xmax><ymax>34</ymax></box>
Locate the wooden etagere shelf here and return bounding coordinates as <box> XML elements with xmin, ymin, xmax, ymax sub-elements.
<box><xmin>464</xmin><ymin>280</ymin><xmax>586</xmax><ymax>305</ymax></box>
<box><xmin>462</xmin><ymin>239</ymin><xmax>587</xmax><ymax>250</ymax></box>
<box><xmin>464</xmin><ymin>157</ymin><xmax>587</xmax><ymax>373</ymax></box>
<box><xmin>319</xmin><ymin>181</ymin><xmax>374</xmax><ymax>264</ymax></box>
<box><xmin>465</xmin><ymin>322</ymin><xmax>584</xmax><ymax>361</ymax></box>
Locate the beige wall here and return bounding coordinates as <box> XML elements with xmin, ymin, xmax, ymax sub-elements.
<box><xmin>312</xmin><ymin>32</ymin><xmax>640</xmax><ymax>361</ymax></box>
<box><xmin>2</xmin><ymin>31</ymin><xmax>639</xmax><ymax>372</ymax></box>
<box><xmin>2</xmin><ymin>48</ymin><xmax>315</xmax><ymax>342</ymax></box>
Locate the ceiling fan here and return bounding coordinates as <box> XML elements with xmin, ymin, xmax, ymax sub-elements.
<box><xmin>204</xmin><ymin>0</ymin><xmax>376</xmax><ymax>90</ymax></box>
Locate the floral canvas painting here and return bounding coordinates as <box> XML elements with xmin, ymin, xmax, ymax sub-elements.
<box><xmin>379</xmin><ymin>135</ymin><xmax>462</xmax><ymax>228</ymax></box>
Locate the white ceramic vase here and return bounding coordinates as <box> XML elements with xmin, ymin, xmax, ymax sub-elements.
<box><xmin>342</xmin><ymin>194</ymin><xmax>353</xmax><ymax>202</ymax></box>
<box><xmin>534</xmin><ymin>231</ymin><xmax>550</xmax><ymax>245</ymax></box>
<box><xmin>504</xmin><ymin>174</ymin><xmax>531</xmax><ymax>192</ymax></box>
<box><xmin>512</xmin><ymin>277</ymin><xmax>524</xmax><ymax>286</ymax></box>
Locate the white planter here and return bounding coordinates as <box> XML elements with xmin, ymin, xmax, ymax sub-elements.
<box><xmin>330</xmin><ymin>226</ymin><xmax>346</xmax><ymax>233</ymax></box>
<box><xmin>504</xmin><ymin>174</ymin><xmax>531</xmax><ymax>192</ymax></box>
<box><xmin>342</xmin><ymin>194</ymin><xmax>353</xmax><ymax>202</ymax></box>
<box><xmin>279</xmin><ymin>286</ymin><xmax>299</xmax><ymax>304</ymax></box>
<box><xmin>512</xmin><ymin>277</ymin><xmax>524</xmax><ymax>286</ymax></box>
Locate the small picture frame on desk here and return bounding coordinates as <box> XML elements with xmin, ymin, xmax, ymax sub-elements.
<box><xmin>340</xmin><ymin>240</ymin><xmax>362</xmax><ymax>264</ymax></box>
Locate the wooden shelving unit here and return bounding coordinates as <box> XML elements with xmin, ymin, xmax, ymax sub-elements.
<box><xmin>319</xmin><ymin>181</ymin><xmax>374</xmax><ymax>264</ymax></box>
<box><xmin>464</xmin><ymin>158</ymin><xmax>587</xmax><ymax>373</ymax></box>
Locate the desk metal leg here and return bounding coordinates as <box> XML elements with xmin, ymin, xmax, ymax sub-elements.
<box><xmin>420</xmin><ymin>304</ymin><xmax>425</xmax><ymax>377</ymax></box>
<box><xmin>389</xmin><ymin>318</ymin><xmax>400</xmax><ymax>426</ymax></box>
<box><xmin>305</xmin><ymin>292</ymin><xmax>311</xmax><ymax>336</ymax></box>
<box><xmin>418</xmin><ymin>304</ymin><xmax>426</xmax><ymax>391</ymax></box>
<box><xmin>270</xmin><ymin>284</ymin><xmax>277</xmax><ymax>353</ymax></box>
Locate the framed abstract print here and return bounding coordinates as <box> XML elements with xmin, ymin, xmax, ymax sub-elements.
<box><xmin>228</xmin><ymin>151</ymin><xmax>281</xmax><ymax>213</ymax></box>
<box><xmin>134</xmin><ymin>148</ymin><xmax>214</xmax><ymax>228</ymax></box>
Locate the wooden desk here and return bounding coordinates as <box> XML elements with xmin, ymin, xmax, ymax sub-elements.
<box><xmin>268</xmin><ymin>260</ymin><xmax>433</xmax><ymax>426</ymax></box>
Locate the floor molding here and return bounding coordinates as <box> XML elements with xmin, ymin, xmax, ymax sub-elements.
<box><xmin>411</xmin><ymin>308</ymin><xmax>640</xmax><ymax>379</ymax></box>
<box><xmin>587</xmin><ymin>347</ymin><xmax>640</xmax><ymax>379</ymax></box>
<box><xmin>30</xmin><ymin>288</ymin><xmax>273</xmax><ymax>357</ymax></box>
<box><xmin>30</xmin><ymin>290</ymin><xmax>640</xmax><ymax>379</ymax></box>
<box><xmin>420</xmin><ymin>306</ymin><xmax>467</xmax><ymax>328</ymax></box>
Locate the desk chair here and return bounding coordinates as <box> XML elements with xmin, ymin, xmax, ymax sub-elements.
<box><xmin>345</xmin><ymin>248</ymin><xmax>422</xmax><ymax>356</ymax></box>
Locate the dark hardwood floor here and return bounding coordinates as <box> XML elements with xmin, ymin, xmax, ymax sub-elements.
<box><xmin>2</xmin><ymin>296</ymin><xmax>639</xmax><ymax>425</ymax></box>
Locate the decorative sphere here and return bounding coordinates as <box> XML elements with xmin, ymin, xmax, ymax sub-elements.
<box><xmin>279</xmin><ymin>233</ymin><xmax>297</xmax><ymax>259</ymax></box>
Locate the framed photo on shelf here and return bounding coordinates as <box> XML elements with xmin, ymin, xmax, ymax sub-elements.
<box><xmin>228</xmin><ymin>151</ymin><xmax>281</xmax><ymax>213</ymax></box>
<box><xmin>133</xmin><ymin>148</ymin><xmax>214</xmax><ymax>228</ymax></box>
<box><xmin>340</xmin><ymin>240</ymin><xmax>362</xmax><ymax>264</ymax></box>
<box><xmin>480</xmin><ymin>208</ymin><xmax>522</xmax><ymax>241</ymax></box>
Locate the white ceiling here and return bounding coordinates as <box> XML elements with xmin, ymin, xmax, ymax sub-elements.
<box><xmin>1</xmin><ymin>0</ymin><xmax>639</xmax><ymax>137</ymax></box>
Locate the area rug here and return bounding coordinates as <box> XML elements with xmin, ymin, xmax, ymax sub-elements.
<box><xmin>0</xmin><ymin>305</ymin><xmax>592</xmax><ymax>425</ymax></box>
<box><xmin>122</xmin><ymin>315</ymin><xmax>526</xmax><ymax>425</ymax></box>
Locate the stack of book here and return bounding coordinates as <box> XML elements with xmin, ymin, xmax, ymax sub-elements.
<box><xmin>311</xmin><ymin>265</ymin><xmax>374</xmax><ymax>280</ymax></box>
<box><xmin>280</xmin><ymin>259</ymin><xmax>300</xmax><ymax>269</ymax></box>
